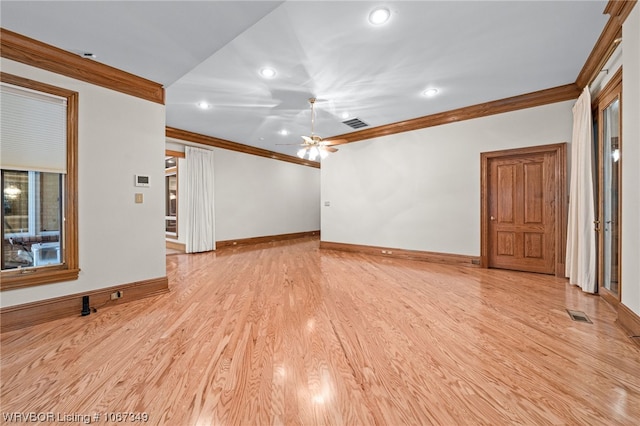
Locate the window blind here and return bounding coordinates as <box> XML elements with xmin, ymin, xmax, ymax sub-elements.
<box><xmin>1</xmin><ymin>84</ymin><xmax>67</xmax><ymax>174</ymax></box>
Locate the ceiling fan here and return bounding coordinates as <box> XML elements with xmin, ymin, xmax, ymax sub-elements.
<box><xmin>281</xmin><ymin>98</ymin><xmax>345</xmax><ymax>161</ymax></box>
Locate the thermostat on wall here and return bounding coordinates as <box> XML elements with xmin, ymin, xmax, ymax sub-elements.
<box><xmin>135</xmin><ymin>174</ymin><xmax>150</xmax><ymax>187</ymax></box>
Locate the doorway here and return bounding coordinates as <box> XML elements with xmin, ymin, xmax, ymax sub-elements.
<box><xmin>595</xmin><ymin>70</ymin><xmax>622</xmax><ymax>305</ymax></box>
<box><xmin>481</xmin><ymin>143</ymin><xmax>567</xmax><ymax>276</ymax></box>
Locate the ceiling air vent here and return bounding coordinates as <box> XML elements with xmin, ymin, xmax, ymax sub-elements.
<box><xmin>342</xmin><ymin>118</ymin><xmax>369</xmax><ymax>129</ymax></box>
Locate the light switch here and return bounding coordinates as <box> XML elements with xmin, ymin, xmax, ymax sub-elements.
<box><xmin>135</xmin><ymin>193</ymin><xmax>143</xmax><ymax>204</ymax></box>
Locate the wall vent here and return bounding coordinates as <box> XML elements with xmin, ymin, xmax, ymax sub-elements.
<box><xmin>342</xmin><ymin>118</ymin><xmax>369</xmax><ymax>129</ymax></box>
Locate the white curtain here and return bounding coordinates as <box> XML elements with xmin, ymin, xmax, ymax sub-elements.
<box><xmin>566</xmin><ymin>87</ymin><xmax>596</xmax><ymax>293</ymax></box>
<box><xmin>185</xmin><ymin>146</ymin><xmax>216</xmax><ymax>253</ymax></box>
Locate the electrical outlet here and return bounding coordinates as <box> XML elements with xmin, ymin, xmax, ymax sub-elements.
<box><xmin>110</xmin><ymin>290</ymin><xmax>123</xmax><ymax>300</ymax></box>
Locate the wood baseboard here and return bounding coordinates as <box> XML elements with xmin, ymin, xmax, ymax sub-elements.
<box><xmin>166</xmin><ymin>240</ymin><xmax>185</xmax><ymax>252</ymax></box>
<box><xmin>216</xmin><ymin>231</ymin><xmax>320</xmax><ymax>248</ymax></box>
<box><xmin>599</xmin><ymin>287</ymin><xmax>620</xmax><ymax>309</ymax></box>
<box><xmin>320</xmin><ymin>241</ymin><xmax>480</xmax><ymax>267</ymax></box>
<box><xmin>617</xmin><ymin>303</ymin><xmax>640</xmax><ymax>341</ymax></box>
<box><xmin>0</xmin><ymin>276</ymin><xmax>169</xmax><ymax>333</ymax></box>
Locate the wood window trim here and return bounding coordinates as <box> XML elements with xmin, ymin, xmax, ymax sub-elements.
<box><xmin>592</xmin><ymin>68</ymin><xmax>623</xmax><ymax>108</ymax></box>
<box><xmin>1</xmin><ymin>72</ymin><xmax>79</xmax><ymax>290</ymax></box>
<box><xmin>480</xmin><ymin>143</ymin><xmax>567</xmax><ymax>277</ymax></box>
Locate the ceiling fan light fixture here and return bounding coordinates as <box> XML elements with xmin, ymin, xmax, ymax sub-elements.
<box><xmin>259</xmin><ymin>67</ymin><xmax>276</xmax><ymax>78</ymax></box>
<box><xmin>308</xmin><ymin>146</ymin><xmax>319</xmax><ymax>161</ymax></box>
<box><xmin>290</xmin><ymin>97</ymin><xmax>339</xmax><ymax>161</ymax></box>
<box><xmin>369</xmin><ymin>8</ymin><xmax>391</xmax><ymax>25</ymax></box>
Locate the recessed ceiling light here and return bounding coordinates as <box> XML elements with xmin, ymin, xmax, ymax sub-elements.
<box><xmin>369</xmin><ymin>8</ymin><xmax>391</xmax><ymax>25</ymax></box>
<box><xmin>423</xmin><ymin>88</ymin><xmax>439</xmax><ymax>97</ymax></box>
<box><xmin>260</xmin><ymin>67</ymin><xmax>276</xmax><ymax>78</ymax></box>
<box><xmin>197</xmin><ymin>101</ymin><xmax>212</xmax><ymax>110</ymax></box>
<box><xmin>341</xmin><ymin>112</ymin><xmax>350</xmax><ymax>119</ymax></box>
<box><xmin>279</xmin><ymin>129</ymin><xmax>289</xmax><ymax>136</ymax></box>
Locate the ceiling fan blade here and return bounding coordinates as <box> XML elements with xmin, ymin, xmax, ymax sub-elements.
<box><xmin>321</xmin><ymin>138</ymin><xmax>348</xmax><ymax>146</ymax></box>
<box><xmin>324</xmin><ymin>146</ymin><xmax>339</xmax><ymax>153</ymax></box>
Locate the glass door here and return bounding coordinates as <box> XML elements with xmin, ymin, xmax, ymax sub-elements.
<box><xmin>601</xmin><ymin>98</ymin><xmax>620</xmax><ymax>295</ymax></box>
<box><xmin>165</xmin><ymin>156</ymin><xmax>178</xmax><ymax>237</ymax></box>
<box><xmin>596</xmin><ymin>74</ymin><xmax>622</xmax><ymax>303</ymax></box>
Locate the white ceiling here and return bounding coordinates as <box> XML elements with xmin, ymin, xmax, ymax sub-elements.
<box><xmin>1</xmin><ymin>1</ymin><xmax>609</xmax><ymax>157</ymax></box>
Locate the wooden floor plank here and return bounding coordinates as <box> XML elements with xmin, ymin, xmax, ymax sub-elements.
<box><xmin>1</xmin><ymin>237</ymin><xmax>639</xmax><ymax>425</ymax></box>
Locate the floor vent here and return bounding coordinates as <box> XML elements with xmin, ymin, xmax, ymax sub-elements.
<box><xmin>342</xmin><ymin>118</ymin><xmax>369</xmax><ymax>129</ymax></box>
<box><xmin>567</xmin><ymin>309</ymin><xmax>592</xmax><ymax>323</ymax></box>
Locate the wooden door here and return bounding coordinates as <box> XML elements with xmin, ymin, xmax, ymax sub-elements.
<box><xmin>481</xmin><ymin>144</ymin><xmax>565</xmax><ymax>276</ymax></box>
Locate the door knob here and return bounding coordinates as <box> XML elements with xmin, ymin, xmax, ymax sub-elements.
<box><xmin>490</xmin><ymin>216</ymin><xmax>495</xmax><ymax>221</ymax></box>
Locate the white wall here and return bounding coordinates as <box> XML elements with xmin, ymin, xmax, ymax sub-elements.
<box><xmin>622</xmin><ymin>5</ymin><xmax>640</xmax><ymax>316</ymax></box>
<box><xmin>166</xmin><ymin>141</ymin><xmax>320</xmax><ymax>242</ymax></box>
<box><xmin>321</xmin><ymin>101</ymin><xmax>574</xmax><ymax>256</ymax></box>
<box><xmin>1</xmin><ymin>59</ymin><xmax>166</xmax><ymax>308</ymax></box>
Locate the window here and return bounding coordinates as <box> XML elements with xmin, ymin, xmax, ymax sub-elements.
<box><xmin>2</xmin><ymin>171</ymin><xmax>62</xmax><ymax>268</ymax></box>
<box><xmin>165</xmin><ymin>156</ymin><xmax>178</xmax><ymax>237</ymax></box>
<box><xmin>1</xmin><ymin>73</ymin><xmax>79</xmax><ymax>290</ymax></box>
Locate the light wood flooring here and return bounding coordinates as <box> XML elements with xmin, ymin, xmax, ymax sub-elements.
<box><xmin>2</xmin><ymin>237</ymin><xmax>640</xmax><ymax>425</ymax></box>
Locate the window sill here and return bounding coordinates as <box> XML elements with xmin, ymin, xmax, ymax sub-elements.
<box><xmin>1</xmin><ymin>267</ymin><xmax>80</xmax><ymax>291</ymax></box>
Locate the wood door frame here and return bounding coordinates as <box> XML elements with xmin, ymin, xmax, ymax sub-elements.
<box><xmin>480</xmin><ymin>143</ymin><xmax>567</xmax><ymax>277</ymax></box>
<box><xmin>594</xmin><ymin>69</ymin><xmax>622</xmax><ymax>306</ymax></box>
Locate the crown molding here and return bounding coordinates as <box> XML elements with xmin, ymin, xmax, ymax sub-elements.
<box><xmin>576</xmin><ymin>0</ymin><xmax>637</xmax><ymax>89</ymax></box>
<box><xmin>166</xmin><ymin>127</ymin><xmax>320</xmax><ymax>169</ymax></box>
<box><xmin>329</xmin><ymin>83</ymin><xmax>581</xmax><ymax>144</ymax></box>
<box><xmin>604</xmin><ymin>0</ymin><xmax>637</xmax><ymax>23</ymax></box>
<box><xmin>0</xmin><ymin>28</ymin><xmax>164</xmax><ymax>104</ymax></box>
